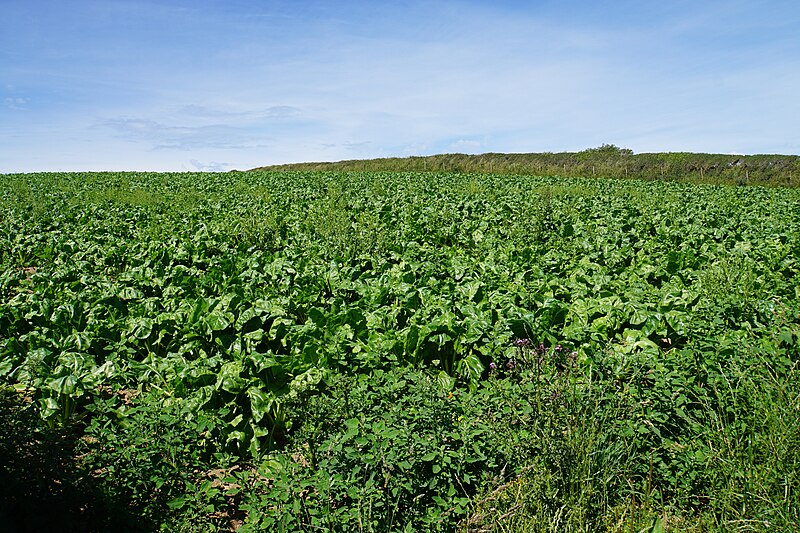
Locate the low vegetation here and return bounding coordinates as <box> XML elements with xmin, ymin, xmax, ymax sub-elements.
<box><xmin>254</xmin><ymin>145</ymin><xmax>800</xmax><ymax>187</ymax></box>
<box><xmin>1</xmin><ymin>170</ymin><xmax>798</xmax><ymax>531</ymax></box>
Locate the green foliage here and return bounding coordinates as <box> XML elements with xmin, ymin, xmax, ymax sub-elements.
<box><xmin>255</xmin><ymin>150</ymin><xmax>800</xmax><ymax>187</ymax></box>
<box><xmin>577</xmin><ymin>143</ymin><xmax>634</xmax><ymax>159</ymax></box>
<box><xmin>1</xmin><ymin>170</ymin><xmax>799</xmax><ymax>530</ymax></box>
<box><xmin>0</xmin><ymin>387</ymin><xmax>145</xmax><ymax>531</ymax></box>
<box><xmin>466</xmin><ymin>335</ymin><xmax>800</xmax><ymax>532</ymax></box>
<box><xmin>80</xmin><ymin>391</ymin><xmax>237</xmax><ymax>529</ymax></box>
<box><xmin>240</xmin><ymin>356</ymin><xmax>593</xmax><ymax>531</ymax></box>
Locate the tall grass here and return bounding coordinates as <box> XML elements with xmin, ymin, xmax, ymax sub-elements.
<box><xmin>463</xmin><ymin>340</ymin><xmax>800</xmax><ymax>532</ymax></box>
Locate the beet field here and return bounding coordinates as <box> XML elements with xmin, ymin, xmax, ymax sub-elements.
<box><xmin>1</xmin><ymin>171</ymin><xmax>798</xmax><ymax>531</ymax></box>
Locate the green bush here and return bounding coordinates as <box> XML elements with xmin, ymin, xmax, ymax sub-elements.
<box><xmin>81</xmin><ymin>391</ymin><xmax>238</xmax><ymax>531</ymax></box>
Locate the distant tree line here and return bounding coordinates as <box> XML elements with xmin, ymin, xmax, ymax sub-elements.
<box><xmin>252</xmin><ymin>144</ymin><xmax>800</xmax><ymax>187</ymax></box>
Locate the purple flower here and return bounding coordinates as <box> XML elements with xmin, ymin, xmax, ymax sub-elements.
<box><xmin>514</xmin><ymin>338</ymin><xmax>531</xmax><ymax>347</ymax></box>
<box><xmin>506</xmin><ymin>359</ymin><xmax>517</xmax><ymax>370</ymax></box>
<box><xmin>555</xmin><ymin>344</ymin><xmax>563</xmax><ymax>352</ymax></box>
<box><xmin>489</xmin><ymin>362</ymin><xmax>497</xmax><ymax>370</ymax></box>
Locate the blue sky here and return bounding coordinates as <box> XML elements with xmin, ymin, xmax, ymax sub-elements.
<box><xmin>2</xmin><ymin>0</ymin><xmax>799</xmax><ymax>172</ymax></box>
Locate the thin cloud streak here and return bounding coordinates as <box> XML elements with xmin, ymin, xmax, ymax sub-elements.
<box><xmin>190</xmin><ymin>159</ymin><xmax>231</xmax><ymax>172</ymax></box>
<box><xmin>98</xmin><ymin>117</ymin><xmax>272</xmax><ymax>151</ymax></box>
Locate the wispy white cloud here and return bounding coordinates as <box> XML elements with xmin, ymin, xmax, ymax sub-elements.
<box><xmin>321</xmin><ymin>141</ymin><xmax>372</xmax><ymax>151</ymax></box>
<box><xmin>1</xmin><ymin>0</ymin><xmax>799</xmax><ymax>172</ymax></box>
<box><xmin>3</xmin><ymin>97</ymin><xmax>28</xmax><ymax>110</ymax></box>
<box><xmin>189</xmin><ymin>159</ymin><xmax>231</xmax><ymax>172</ymax></box>
<box><xmin>176</xmin><ymin>105</ymin><xmax>301</xmax><ymax>121</ymax></box>
<box><xmin>98</xmin><ymin>117</ymin><xmax>268</xmax><ymax>151</ymax></box>
<box><xmin>447</xmin><ymin>139</ymin><xmax>483</xmax><ymax>153</ymax></box>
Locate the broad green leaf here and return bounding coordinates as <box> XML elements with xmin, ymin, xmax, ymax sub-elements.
<box><xmin>435</xmin><ymin>370</ymin><xmax>455</xmax><ymax>392</ymax></box>
<box><xmin>206</xmin><ymin>311</ymin><xmax>231</xmax><ymax>332</ymax></box>
<box><xmin>129</xmin><ymin>317</ymin><xmax>154</xmax><ymax>340</ymax></box>
<box><xmin>216</xmin><ymin>361</ymin><xmax>245</xmax><ymax>393</ymax></box>
<box><xmin>47</xmin><ymin>374</ymin><xmax>78</xmax><ymax>396</ymax></box>
<box><xmin>247</xmin><ymin>387</ymin><xmax>273</xmax><ymax>423</ymax></box>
